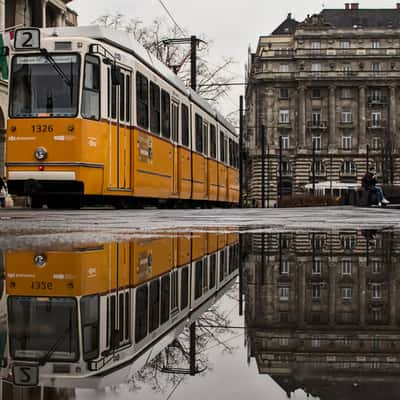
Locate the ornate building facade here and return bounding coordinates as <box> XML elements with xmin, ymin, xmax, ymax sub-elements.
<box><xmin>243</xmin><ymin>230</ymin><xmax>400</xmax><ymax>399</ymax></box>
<box><xmin>0</xmin><ymin>0</ymin><xmax>78</xmax><ymax>175</ymax></box>
<box><xmin>245</xmin><ymin>4</ymin><xmax>400</xmax><ymax>207</ymax></box>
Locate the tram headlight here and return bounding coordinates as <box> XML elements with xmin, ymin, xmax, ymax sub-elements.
<box><xmin>34</xmin><ymin>254</ymin><xmax>47</xmax><ymax>268</ymax></box>
<box><xmin>34</xmin><ymin>147</ymin><xmax>48</xmax><ymax>161</ymax></box>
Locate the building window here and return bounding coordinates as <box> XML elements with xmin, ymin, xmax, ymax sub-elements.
<box><xmin>279</xmin><ymin>64</ymin><xmax>289</xmax><ymax>73</ymax></box>
<box><xmin>341</xmin><ymin>259</ymin><xmax>352</xmax><ymax>275</ymax></box>
<box><xmin>279</xmin><ymin>337</ymin><xmax>289</xmax><ymax>346</ymax></box>
<box><xmin>342</xmin><ymin>136</ymin><xmax>352</xmax><ymax>150</ymax></box>
<box><xmin>341</xmin><ymin>111</ymin><xmax>352</xmax><ymax>123</ymax></box>
<box><xmin>282</xmin><ymin>161</ymin><xmax>291</xmax><ymax>175</ymax></box>
<box><xmin>341</xmin><ymin>234</ymin><xmax>356</xmax><ymax>248</ymax></box>
<box><xmin>341</xmin><ymin>88</ymin><xmax>352</xmax><ymax>99</ymax></box>
<box><xmin>372</xmin><ymin>137</ymin><xmax>381</xmax><ymax>150</ymax></box>
<box><xmin>280</xmin><ymin>88</ymin><xmax>289</xmax><ymax>99</ymax></box>
<box><xmin>281</xmin><ymin>260</ymin><xmax>290</xmax><ymax>274</ymax></box>
<box><xmin>312</xmin><ymin>88</ymin><xmax>321</xmax><ymax>98</ymax></box>
<box><xmin>372</xmin><ymin>62</ymin><xmax>380</xmax><ymax>72</ymax></box>
<box><xmin>312</xmin><ymin>284</ymin><xmax>321</xmax><ymax>300</ymax></box>
<box><xmin>371</xmin><ymin>112</ymin><xmax>382</xmax><ymax>127</ymax></box>
<box><xmin>281</xmin><ymin>136</ymin><xmax>289</xmax><ymax>150</ymax></box>
<box><xmin>312</xmin><ymin>136</ymin><xmax>321</xmax><ymax>151</ymax></box>
<box><xmin>372</xmin><ymin>308</ymin><xmax>382</xmax><ymax>321</ymax></box>
<box><xmin>311</xmin><ymin>41</ymin><xmax>321</xmax><ymax>49</ymax></box>
<box><xmin>311</xmin><ymin>338</ymin><xmax>321</xmax><ymax>348</ymax></box>
<box><xmin>341</xmin><ymin>160</ymin><xmax>356</xmax><ymax>175</ymax></box>
<box><xmin>340</xmin><ymin>41</ymin><xmax>350</xmax><ymax>49</ymax></box>
<box><xmin>312</xmin><ymin>259</ymin><xmax>321</xmax><ymax>275</ymax></box>
<box><xmin>371</xmin><ymin>89</ymin><xmax>382</xmax><ymax>101</ymax></box>
<box><xmin>371</xmin><ymin>283</ymin><xmax>382</xmax><ymax>299</ymax></box>
<box><xmin>279</xmin><ymin>287</ymin><xmax>289</xmax><ymax>301</ymax></box>
<box><xmin>342</xmin><ymin>287</ymin><xmax>352</xmax><ymax>300</ymax></box>
<box><xmin>313</xmin><ymin>235</ymin><xmax>325</xmax><ymax>249</ymax></box>
<box><xmin>372</xmin><ymin>259</ymin><xmax>383</xmax><ymax>273</ymax></box>
<box><xmin>279</xmin><ymin>110</ymin><xmax>290</xmax><ymax>124</ymax></box>
<box><xmin>313</xmin><ymin>160</ymin><xmax>325</xmax><ymax>175</ymax></box>
<box><xmin>343</xmin><ymin>64</ymin><xmax>352</xmax><ymax>74</ymax></box>
<box><xmin>311</xmin><ymin>63</ymin><xmax>321</xmax><ymax>75</ymax></box>
<box><xmin>372</xmin><ymin>40</ymin><xmax>380</xmax><ymax>49</ymax></box>
<box><xmin>312</xmin><ymin>111</ymin><xmax>321</xmax><ymax>127</ymax></box>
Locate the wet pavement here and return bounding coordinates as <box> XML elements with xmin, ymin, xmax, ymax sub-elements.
<box><xmin>1</xmin><ymin>208</ymin><xmax>400</xmax><ymax>399</ymax></box>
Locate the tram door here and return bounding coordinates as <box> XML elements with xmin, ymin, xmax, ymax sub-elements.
<box><xmin>105</xmin><ymin>243</ymin><xmax>131</xmax><ymax>351</ymax></box>
<box><xmin>203</xmin><ymin>122</ymin><xmax>209</xmax><ymax>199</ymax></box>
<box><xmin>107</xmin><ymin>67</ymin><xmax>132</xmax><ymax>190</ymax></box>
<box><xmin>171</xmin><ymin>101</ymin><xmax>179</xmax><ymax>195</ymax></box>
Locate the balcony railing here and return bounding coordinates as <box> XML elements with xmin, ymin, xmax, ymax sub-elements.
<box><xmin>339</xmin><ymin>120</ymin><xmax>354</xmax><ymax>128</ymax></box>
<box><xmin>367</xmin><ymin>97</ymin><xmax>388</xmax><ymax>106</ymax></box>
<box><xmin>307</xmin><ymin>121</ymin><xmax>328</xmax><ymax>130</ymax></box>
<box><xmin>367</xmin><ymin>120</ymin><xmax>387</xmax><ymax>129</ymax></box>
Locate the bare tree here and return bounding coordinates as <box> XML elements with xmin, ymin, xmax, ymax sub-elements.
<box><xmin>93</xmin><ymin>13</ymin><xmax>237</xmax><ymax>116</ymax></box>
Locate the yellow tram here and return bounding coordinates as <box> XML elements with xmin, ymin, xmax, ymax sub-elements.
<box><xmin>2</xmin><ymin>232</ymin><xmax>239</xmax><ymax>387</ymax></box>
<box><xmin>5</xmin><ymin>27</ymin><xmax>240</xmax><ymax>208</ymax></box>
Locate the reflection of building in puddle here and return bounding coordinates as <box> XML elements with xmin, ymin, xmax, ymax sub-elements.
<box><xmin>244</xmin><ymin>231</ymin><xmax>400</xmax><ymax>399</ymax></box>
<box><xmin>1</xmin><ymin>232</ymin><xmax>239</xmax><ymax>395</ymax></box>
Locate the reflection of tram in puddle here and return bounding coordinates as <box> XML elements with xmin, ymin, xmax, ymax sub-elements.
<box><xmin>2</xmin><ymin>232</ymin><xmax>239</xmax><ymax>389</ymax></box>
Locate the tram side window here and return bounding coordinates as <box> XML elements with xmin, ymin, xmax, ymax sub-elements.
<box><xmin>125</xmin><ymin>292</ymin><xmax>130</xmax><ymax>341</ymax></box>
<box><xmin>149</xmin><ymin>280</ymin><xmax>160</xmax><ymax>333</ymax></box>
<box><xmin>195</xmin><ymin>260</ymin><xmax>203</xmax><ymax>299</ymax></box>
<box><xmin>81</xmin><ymin>295</ymin><xmax>99</xmax><ymax>361</ymax></box>
<box><xmin>195</xmin><ymin>114</ymin><xmax>203</xmax><ymax>153</ymax></box>
<box><xmin>136</xmin><ymin>72</ymin><xmax>149</xmax><ymax>129</ymax></box>
<box><xmin>119</xmin><ymin>74</ymin><xmax>125</xmax><ymax>122</ymax></box>
<box><xmin>203</xmin><ymin>122</ymin><xmax>209</xmax><ymax>156</ymax></box>
<box><xmin>82</xmin><ymin>55</ymin><xmax>100</xmax><ymax>120</ymax></box>
<box><xmin>160</xmin><ymin>275</ymin><xmax>170</xmax><ymax>324</ymax></box>
<box><xmin>135</xmin><ymin>285</ymin><xmax>148</xmax><ymax>343</ymax></box>
<box><xmin>172</xmin><ymin>102</ymin><xmax>179</xmax><ymax>143</ymax></box>
<box><xmin>229</xmin><ymin>139</ymin><xmax>234</xmax><ymax>167</ymax></box>
<box><xmin>209</xmin><ymin>254</ymin><xmax>216</xmax><ymax>289</ymax></box>
<box><xmin>220</xmin><ymin>131</ymin><xmax>225</xmax><ymax>163</ymax></box>
<box><xmin>219</xmin><ymin>250</ymin><xmax>226</xmax><ymax>282</ymax></box>
<box><xmin>182</xmin><ymin>104</ymin><xmax>190</xmax><ymax>147</ymax></box>
<box><xmin>126</xmin><ymin>75</ymin><xmax>131</xmax><ymax>122</ymax></box>
<box><xmin>210</xmin><ymin>125</ymin><xmax>217</xmax><ymax>159</ymax></box>
<box><xmin>181</xmin><ymin>266</ymin><xmax>189</xmax><ymax>309</ymax></box>
<box><xmin>171</xmin><ymin>270</ymin><xmax>179</xmax><ymax>313</ymax></box>
<box><xmin>150</xmin><ymin>82</ymin><xmax>160</xmax><ymax>134</ymax></box>
<box><xmin>161</xmin><ymin>90</ymin><xmax>171</xmax><ymax>139</ymax></box>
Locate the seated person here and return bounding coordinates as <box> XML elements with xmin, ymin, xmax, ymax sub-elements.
<box><xmin>361</xmin><ymin>167</ymin><xmax>390</xmax><ymax>207</ymax></box>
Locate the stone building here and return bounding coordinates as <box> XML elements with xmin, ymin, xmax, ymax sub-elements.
<box><xmin>243</xmin><ymin>230</ymin><xmax>400</xmax><ymax>399</ymax></box>
<box><xmin>0</xmin><ymin>0</ymin><xmax>78</xmax><ymax>174</ymax></box>
<box><xmin>245</xmin><ymin>4</ymin><xmax>400</xmax><ymax>207</ymax></box>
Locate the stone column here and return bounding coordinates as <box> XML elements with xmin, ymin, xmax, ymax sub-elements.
<box><xmin>358</xmin><ymin>86</ymin><xmax>367</xmax><ymax>151</ymax></box>
<box><xmin>390</xmin><ymin>271</ymin><xmax>397</xmax><ymax>326</ymax></box>
<box><xmin>328</xmin><ymin>85</ymin><xmax>336</xmax><ymax>151</ymax></box>
<box><xmin>389</xmin><ymin>85</ymin><xmax>397</xmax><ymax>150</ymax></box>
<box><xmin>298</xmin><ymin>261</ymin><xmax>306</xmax><ymax>328</ymax></box>
<box><xmin>0</xmin><ymin>0</ymin><xmax>5</xmax><ymax>32</ymax></box>
<box><xmin>298</xmin><ymin>85</ymin><xmax>306</xmax><ymax>149</ymax></box>
<box><xmin>41</xmin><ymin>0</ymin><xmax>48</xmax><ymax>28</ymax></box>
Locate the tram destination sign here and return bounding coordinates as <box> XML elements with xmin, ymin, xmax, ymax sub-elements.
<box><xmin>14</xmin><ymin>28</ymin><xmax>41</xmax><ymax>50</ymax></box>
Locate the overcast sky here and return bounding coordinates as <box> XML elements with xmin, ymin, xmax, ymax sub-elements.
<box><xmin>69</xmin><ymin>0</ymin><xmax>400</xmax><ymax>121</ymax></box>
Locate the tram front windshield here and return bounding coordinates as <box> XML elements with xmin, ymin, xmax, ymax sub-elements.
<box><xmin>10</xmin><ymin>54</ymin><xmax>80</xmax><ymax>118</ymax></box>
<box><xmin>8</xmin><ymin>297</ymin><xmax>78</xmax><ymax>361</ymax></box>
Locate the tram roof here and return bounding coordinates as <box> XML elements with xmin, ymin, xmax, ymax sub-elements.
<box><xmin>41</xmin><ymin>26</ymin><xmax>237</xmax><ymax>135</ymax></box>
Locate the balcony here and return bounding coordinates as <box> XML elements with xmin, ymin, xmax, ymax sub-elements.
<box><xmin>278</xmin><ymin>121</ymin><xmax>292</xmax><ymax>130</ymax></box>
<box><xmin>307</xmin><ymin>121</ymin><xmax>328</xmax><ymax>130</ymax></box>
<box><xmin>339</xmin><ymin>120</ymin><xmax>354</xmax><ymax>128</ymax></box>
<box><xmin>367</xmin><ymin>120</ymin><xmax>387</xmax><ymax>130</ymax></box>
<box><xmin>367</xmin><ymin>97</ymin><xmax>388</xmax><ymax>106</ymax></box>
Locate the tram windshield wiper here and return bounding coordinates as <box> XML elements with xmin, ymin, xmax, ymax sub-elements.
<box><xmin>40</xmin><ymin>48</ymin><xmax>73</xmax><ymax>88</ymax></box>
<box><xmin>38</xmin><ymin>325</ymin><xmax>72</xmax><ymax>366</ymax></box>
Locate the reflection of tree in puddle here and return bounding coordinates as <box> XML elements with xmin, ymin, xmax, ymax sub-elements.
<box><xmin>129</xmin><ymin>286</ymin><xmax>239</xmax><ymax>394</ymax></box>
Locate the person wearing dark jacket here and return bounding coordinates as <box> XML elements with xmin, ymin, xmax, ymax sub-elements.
<box><xmin>361</xmin><ymin>167</ymin><xmax>389</xmax><ymax>207</ymax></box>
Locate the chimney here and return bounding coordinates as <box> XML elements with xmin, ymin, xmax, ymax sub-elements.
<box><xmin>287</xmin><ymin>13</ymin><xmax>292</xmax><ymax>20</ymax></box>
<box><xmin>397</xmin><ymin>3</ymin><xmax>400</xmax><ymax>9</ymax></box>
<box><xmin>351</xmin><ymin>3</ymin><xmax>359</xmax><ymax>9</ymax></box>
<box><xmin>345</xmin><ymin>3</ymin><xmax>350</xmax><ymax>9</ymax></box>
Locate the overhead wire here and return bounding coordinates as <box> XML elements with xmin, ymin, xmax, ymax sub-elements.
<box><xmin>156</xmin><ymin>0</ymin><xmax>186</xmax><ymax>36</ymax></box>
